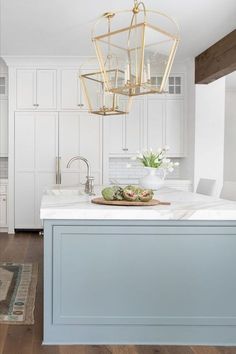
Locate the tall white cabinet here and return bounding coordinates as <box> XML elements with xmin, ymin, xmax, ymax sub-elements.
<box><xmin>14</xmin><ymin>111</ymin><xmax>103</xmax><ymax>229</ymax></box>
<box><xmin>15</xmin><ymin>112</ymin><xmax>58</xmax><ymax>228</ymax></box>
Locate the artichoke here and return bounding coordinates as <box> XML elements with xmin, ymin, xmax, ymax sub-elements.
<box><xmin>102</xmin><ymin>186</ymin><xmax>124</xmax><ymax>201</ymax></box>
<box><xmin>123</xmin><ymin>185</ymin><xmax>139</xmax><ymax>202</ymax></box>
<box><xmin>138</xmin><ymin>189</ymin><xmax>154</xmax><ymax>202</ymax></box>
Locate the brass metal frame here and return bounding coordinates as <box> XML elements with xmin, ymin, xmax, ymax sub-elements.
<box><xmin>80</xmin><ymin>68</ymin><xmax>132</xmax><ymax>116</ymax></box>
<box><xmin>92</xmin><ymin>1</ymin><xmax>180</xmax><ymax>97</ymax></box>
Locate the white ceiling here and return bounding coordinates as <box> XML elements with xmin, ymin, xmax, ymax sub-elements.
<box><xmin>0</xmin><ymin>0</ymin><xmax>236</xmax><ymax>60</ymax></box>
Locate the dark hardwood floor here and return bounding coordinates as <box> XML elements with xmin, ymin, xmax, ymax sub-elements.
<box><xmin>0</xmin><ymin>232</ymin><xmax>236</xmax><ymax>354</ymax></box>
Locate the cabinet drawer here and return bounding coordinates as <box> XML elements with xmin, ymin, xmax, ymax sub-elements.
<box><xmin>0</xmin><ymin>184</ymin><xmax>7</xmax><ymax>194</ymax></box>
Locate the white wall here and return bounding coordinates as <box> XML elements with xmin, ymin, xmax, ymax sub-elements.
<box><xmin>194</xmin><ymin>77</ymin><xmax>226</xmax><ymax>196</ymax></box>
<box><xmin>224</xmin><ymin>73</ymin><xmax>236</xmax><ymax>182</ymax></box>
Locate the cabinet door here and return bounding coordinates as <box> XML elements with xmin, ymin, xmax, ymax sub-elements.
<box><xmin>60</xmin><ymin>69</ymin><xmax>86</xmax><ymax>111</ymax></box>
<box><xmin>79</xmin><ymin>114</ymin><xmax>103</xmax><ymax>185</ymax></box>
<box><xmin>0</xmin><ymin>99</ymin><xmax>8</xmax><ymax>156</ymax></box>
<box><xmin>147</xmin><ymin>97</ymin><xmax>164</xmax><ymax>151</ymax></box>
<box><xmin>59</xmin><ymin>113</ymin><xmax>103</xmax><ymax>185</ymax></box>
<box><xmin>16</xmin><ymin>69</ymin><xmax>36</xmax><ymax>110</ymax></box>
<box><xmin>15</xmin><ymin>112</ymin><xmax>58</xmax><ymax>229</ymax></box>
<box><xmin>125</xmin><ymin>98</ymin><xmax>144</xmax><ymax>154</ymax></box>
<box><xmin>108</xmin><ymin>98</ymin><xmax>144</xmax><ymax>156</ymax></box>
<box><xmin>0</xmin><ymin>195</ymin><xmax>7</xmax><ymax>227</ymax></box>
<box><xmin>165</xmin><ymin>99</ymin><xmax>185</xmax><ymax>156</ymax></box>
<box><xmin>108</xmin><ymin>115</ymin><xmax>125</xmax><ymax>155</ymax></box>
<box><xmin>36</xmin><ymin>70</ymin><xmax>57</xmax><ymax>110</ymax></box>
<box><xmin>59</xmin><ymin>113</ymin><xmax>80</xmax><ymax>186</ymax></box>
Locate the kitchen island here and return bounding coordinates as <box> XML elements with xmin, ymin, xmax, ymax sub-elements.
<box><xmin>41</xmin><ymin>187</ymin><xmax>236</xmax><ymax>345</ymax></box>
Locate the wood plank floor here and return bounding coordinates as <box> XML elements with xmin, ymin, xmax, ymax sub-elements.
<box><xmin>0</xmin><ymin>232</ymin><xmax>236</xmax><ymax>354</ymax></box>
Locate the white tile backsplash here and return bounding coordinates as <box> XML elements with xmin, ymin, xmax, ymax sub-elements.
<box><xmin>109</xmin><ymin>157</ymin><xmax>181</xmax><ymax>185</ymax></box>
<box><xmin>0</xmin><ymin>157</ymin><xmax>8</xmax><ymax>178</ymax></box>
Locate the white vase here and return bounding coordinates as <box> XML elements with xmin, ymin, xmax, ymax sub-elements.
<box><xmin>139</xmin><ymin>167</ymin><xmax>166</xmax><ymax>190</ymax></box>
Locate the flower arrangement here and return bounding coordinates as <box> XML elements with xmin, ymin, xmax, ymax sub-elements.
<box><xmin>131</xmin><ymin>146</ymin><xmax>179</xmax><ymax>173</ymax></box>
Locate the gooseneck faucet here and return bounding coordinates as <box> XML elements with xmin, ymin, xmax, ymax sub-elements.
<box><xmin>66</xmin><ymin>156</ymin><xmax>95</xmax><ymax>195</ymax></box>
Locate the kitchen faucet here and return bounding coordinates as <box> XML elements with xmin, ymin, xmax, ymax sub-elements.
<box><xmin>66</xmin><ymin>156</ymin><xmax>95</xmax><ymax>195</ymax></box>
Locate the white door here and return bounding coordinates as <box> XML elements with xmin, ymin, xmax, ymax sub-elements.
<box><xmin>16</xmin><ymin>69</ymin><xmax>36</xmax><ymax>110</ymax></box>
<box><xmin>146</xmin><ymin>97</ymin><xmax>165</xmax><ymax>151</ymax></box>
<box><xmin>60</xmin><ymin>69</ymin><xmax>87</xmax><ymax>111</ymax></box>
<box><xmin>36</xmin><ymin>70</ymin><xmax>57</xmax><ymax>110</ymax></box>
<box><xmin>15</xmin><ymin>112</ymin><xmax>58</xmax><ymax>229</ymax></box>
<box><xmin>125</xmin><ymin>98</ymin><xmax>144</xmax><ymax>154</ymax></box>
<box><xmin>107</xmin><ymin>114</ymin><xmax>125</xmax><ymax>155</ymax></box>
<box><xmin>59</xmin><ymin>112</ymin><xmax>103</xmax><ymax>186</ymax></box>
<box><xmin>0</xmin><ymin>99</ymin><xmax>8</xmax><ymax>156</ymax></box>
<box><xmin>59</xmin><ymin>113</ymin><xmax>81</xmax><ymax>186</ymax></box>
<box><xmin>60</xmin><ymin>69</ymin><xmax>80</xmax><ymax>110</ymax></box>
<box><xmin>165</xmin><ymin>99</ymin><xmax>185</xmax><ymax>157</ymax></box>
<box><xmin>79</xmin><ymin>114</ymin><xmax>103</xmax><ymax>184</ymax></box>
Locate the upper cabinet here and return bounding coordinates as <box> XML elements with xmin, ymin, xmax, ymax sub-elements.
<box><xmin>16</xmin><ymin>69</ymin><xmax>57</xmax><ymax>110</ymax></box>
<box><xmin>59</xmin><ymin>69</ymin><xmax>87</xmax><ymax>111</ymax></box>
<box><xmin>107</xmin><ymin>74</ymin><xmax>186</xmax><ymax>158</ymax></box>
<box><xmin>108</xmin><ymin>98</ymin><xmax>144</xmax><ymax>156</ymax></box>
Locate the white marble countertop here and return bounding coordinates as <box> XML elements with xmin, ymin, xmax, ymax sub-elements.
<box><xmin>40</xmin><ymin>186</ymin><xmax>236</xmax><ymax>221</ymax></box>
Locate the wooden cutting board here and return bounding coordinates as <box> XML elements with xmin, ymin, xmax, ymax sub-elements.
<box><xmin>91</xmin><ymin>197</ymin><xmax>171</xmax><ymax>207</ymax></box>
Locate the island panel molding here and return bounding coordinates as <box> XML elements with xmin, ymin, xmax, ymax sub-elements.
<box><xmin>43</xmin><ymin>219</ymin><xmax>236</xmax><ymax>345</ymax></box>
<box><xmin>195</xmin><ymin>29</ymin><xmax>236</xmax><ymax>84</ymax></box>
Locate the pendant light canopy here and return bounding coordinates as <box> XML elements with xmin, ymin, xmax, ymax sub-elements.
<box><xmin>92</xmin><ymin>1</ymin><xmax>180</xmax><ymax>97</ymax></box>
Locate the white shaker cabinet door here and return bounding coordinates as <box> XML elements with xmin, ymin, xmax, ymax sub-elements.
<box><xmin>108</xmin><ymin>98</ymin><xmax>144</xmax><ymax>156</ymax></box>
<box><xmin>108</xmin><ymin>115</ymin><xmax>125</xmax><ymax>155</ymax></box>
<box><xmin>146</xmin><ymin>97</ymin><xmax>164</xmax><ymax>151</ymax></box>
<box><xmin>165</xmin><ymin>99</ymin><xmax>185</xmax><ymax>157</ymax></box>
<box><xmin>79</xmin><ymin>114</ymin><xmax>103</xmax><ymax>185</ymax></box>
<box><xmin>36</xmin><ymin>70</ymin><xmax>57</xmax><ymax>110</ymax></box>
<box><xmin>59</xmin><ymin>113</ymin><xmax>80</xmax><ymax>186</ymax></box>
<box><xmin>16</xmin><ymin>69</ymin><xmax>36</xmax><ymax>110</ymax></box>
<box><xmin>0</xmin><ymin>99</ymin><xmax>8</xmax><ymax>156</ymax></box>
<box><xmin>15</xmin><ymin>112</ymin><xmax>58</xmax><ymax>229</ymax></box>
<box><xmin>60</xmin><ymin>69</ymin><xmax>85</xmax><ymax>110</ymax></box>
<box><xmin>125</xmin><ymin>98</ymin><xmax>144</xmax><ymax>154</ymax></box>
<box><xmin>59</xmin><ymin>113</ymin><xmax>103</xmax><ymax>186</ymax></box>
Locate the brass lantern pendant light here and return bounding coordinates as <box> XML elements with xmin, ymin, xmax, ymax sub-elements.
<box><xmin>80</xmin><ymin>14</ymin><xmax>132</xmax><ymax>116</ymax></box>
<box><xmin>92</xmin><ymin>0</ymin><xmax>180</xmax><ymax>97</ymax></box>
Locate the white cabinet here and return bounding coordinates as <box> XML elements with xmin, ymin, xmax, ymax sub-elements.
<box><xmin>165</xmin><ymin>99</ymin><xmax>185</xmax><ymax>156</ymax></box>
<box><xmin>14</xmin><ymin>111</ymin><xmax>103</xmax><ymax>229</ymax></box>
<box><xmin>146</xmin><ymin>97</ymin><xmax>164</xmax><ymax>151</ymax></box>
<box><xmin>108</xmin><ymin>98</ymin><xmax>144</xmax><ymax>156</ymax></box>
<box><xmin>59</xmin><ymin>112</ymin><xmax>103</xmax><ymax>185</ymax></box>
<box><xmin>15</xmin><ymin>112</ymin><xmax>58</xmax><ymax>228</ymax></box>
<box><xmin>147</xmin><ymin>96</ymin><xmax>185</xmax><ymax>157</ymax></box>
<box><xmin>16</xmin><ymin>69</ymin><xmax>57</xmax><ymax>110</ymax></box>
<box><xmin>60</xmin><ymin>69</ymin><xmax>86</xmax><ymax>111</ymax></box>
<box><xmin>0</xmin><ymin>183</ymin><xmax>7</xmax><ymax>228</ymax></box>
<box><xmin>0</xmin><ymin>99</ymin><xmax>8</xmax><ymax>156</ymax></box>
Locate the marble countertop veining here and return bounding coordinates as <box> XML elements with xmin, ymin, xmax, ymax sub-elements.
<box><xmin>40</xmin><ymin>186</ymin><xmax>236</xmax><ymax>221</ymax></box>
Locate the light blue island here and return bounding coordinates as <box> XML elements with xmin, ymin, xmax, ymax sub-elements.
<box><xmin>40</xmin><ymin>187</ymin><xmax>236</xmax><ymax>345</ymax></box>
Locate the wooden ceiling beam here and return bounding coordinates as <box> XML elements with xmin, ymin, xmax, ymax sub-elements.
<box><xmin>195</xmin><ymin>29</ymin><xmax>236</xmax><ymax>84</ymax></box>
